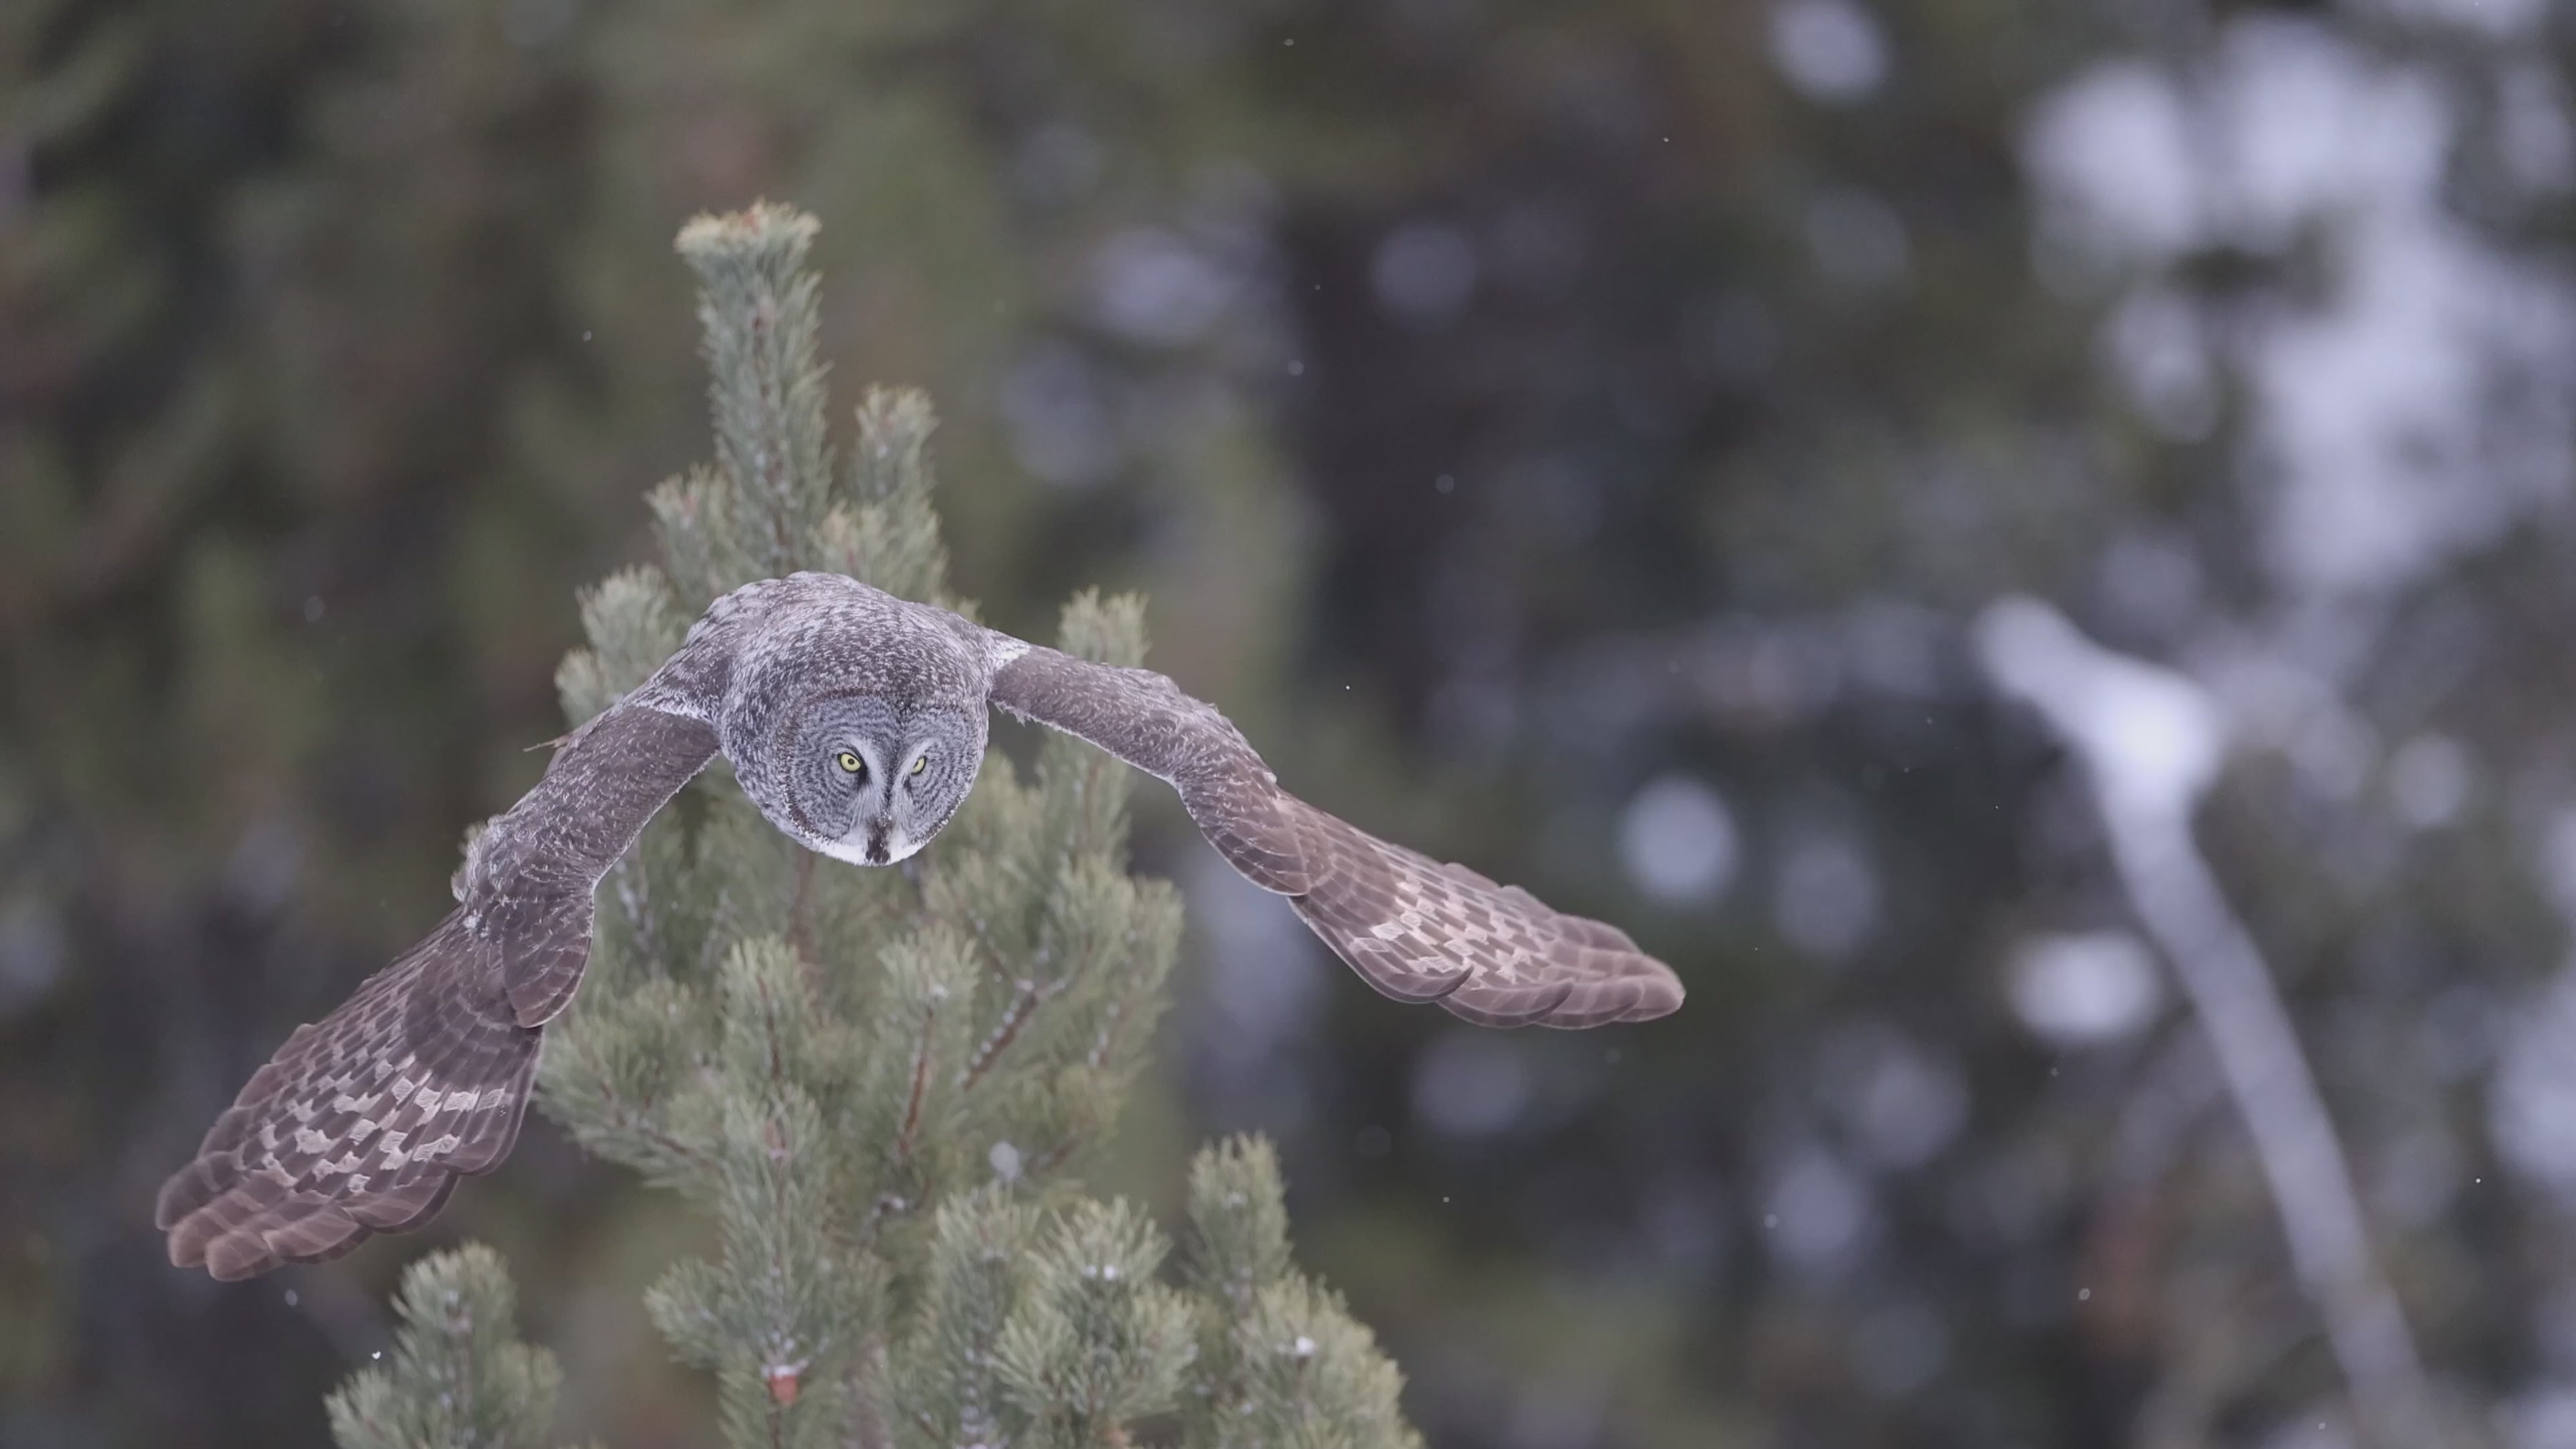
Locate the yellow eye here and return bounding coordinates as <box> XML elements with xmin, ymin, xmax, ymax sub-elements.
<box><xmin>836</xmin><ymin>751</ymin><xmax>864</xmax><ymax>774</ymax></box>
<box><xmin>910</xmin><ymin>755</ymin><xmax>928</xmax><ymax>776</ymax></box>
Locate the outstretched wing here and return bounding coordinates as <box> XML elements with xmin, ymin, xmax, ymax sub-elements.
<box><xmin>157</xmin><ymin>701</ymin><xmax>718</xmax><ymax>1280</ymax></box>
<box><xmin>987</xmin><ymin>643</ymin><xmax>1682</xmax><ymax>1028</ymax></box>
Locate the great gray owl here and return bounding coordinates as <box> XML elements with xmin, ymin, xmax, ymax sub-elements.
<box><xmin>159</xmin><ymin>572</ymin><xmax>1683</xmax><ymax>1279</ymax></box>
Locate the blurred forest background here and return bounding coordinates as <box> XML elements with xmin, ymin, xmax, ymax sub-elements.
<box><xmin>9</xmin><ymin>0</ymin><xmax>2576</xmax><ymax>1445</ymax></box>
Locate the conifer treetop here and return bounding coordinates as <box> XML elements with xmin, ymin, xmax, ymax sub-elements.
<box><xmin>326</xmin><ymin>203</ymin><xmax>1423</xmax><ymax>1449</ymax></box>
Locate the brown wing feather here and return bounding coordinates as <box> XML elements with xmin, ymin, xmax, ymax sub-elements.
<box><xmin>988</xmin><ymin>643</ymin><xmax>1682</xmax><ymax>1029</ymax></box>
<box><xmin>991</xmin><ymin>644</ymin><xmax>1312</xmax><ymax>894</ymax></box>
<box><xmin>156</xmin><ymin>912</ymin><xmax>538</xmax><ymax>1279</ymax></box>
<box><xmin>157</xmin><ymin>701</ymin><xmax>716</xmax><ymax>1279</ymax></box>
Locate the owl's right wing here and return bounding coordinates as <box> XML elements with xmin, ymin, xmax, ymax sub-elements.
<box><xmin>157</xmin><ymin>699</ymin><xmax>718</xmax><ymax>1280</ymax></box>
<box><xmin>987</xmin><ymin>643</ymin><xmax>1682</xmax><ymax>1029</ymax></box>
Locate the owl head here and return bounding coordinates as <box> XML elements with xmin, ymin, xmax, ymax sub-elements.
<box><xmin>769</xmin><ymin>691</ymin><xmax>987</xmax><ymax>866</ymax></box>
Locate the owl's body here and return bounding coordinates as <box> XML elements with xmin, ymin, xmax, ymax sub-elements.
<box><xmin>640</xmin><ymin>573</ymin><xmax>1002</xmax><ymax>866</ymax></box>
<box><xmin>159</xmin><ymin>573</ymin><xmax>1682</xmax><ymax>1280</ymax></box>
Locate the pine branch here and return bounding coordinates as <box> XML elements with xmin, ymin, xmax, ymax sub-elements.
<box><xmin>326</xmin><ymin>1245</ymin><xmax>562</xmax><ymax>1449</ymax></box>
<box><xmin>1180</xmin><ymin>1138</ymin><xmax>1421</xmax><ymax>1449</ymax></box>
<box><xmin>675</xmin><ymin>203</ymin><xmax>834</xmax><ymax>578</ymax></box>
<box><xmin>996</xmin><ymin>1200</ymin><xmax>1196</xmax><ymax>1446</ymax></box>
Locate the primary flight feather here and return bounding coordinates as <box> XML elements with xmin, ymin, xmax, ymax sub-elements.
<box><xmin>158</xmin><ymin>572</ymin><xmax>1684</xmax><ymax>1280</ymax></box>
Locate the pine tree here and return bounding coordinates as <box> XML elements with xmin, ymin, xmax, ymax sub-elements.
<box><xmin>327</xmin><ymin>203</ymin><xmax>1418</xmax><ymax>1449</ymax></box>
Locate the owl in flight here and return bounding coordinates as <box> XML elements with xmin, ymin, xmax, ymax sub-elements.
<box><xmin>159</xmin><ymin>572</ymin><xmax>1683</xmax><ymax>1279</ymax></box>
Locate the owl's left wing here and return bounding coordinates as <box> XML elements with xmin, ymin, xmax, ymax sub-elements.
<box><xmin>988</xmin><ymin>643</ymin><xmax>1682</xmax><ymax>1028</ymax></box>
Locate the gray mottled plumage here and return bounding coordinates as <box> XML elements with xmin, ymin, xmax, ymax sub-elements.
<box><xmin>160</xmin><ymin>573</ymin><xmax>1683</xmax><ymax>1279</ymax></box>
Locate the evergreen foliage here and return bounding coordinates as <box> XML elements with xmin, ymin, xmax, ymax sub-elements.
<box><xmin>330</xmin><ymin>203</ymin><xmax>1416</xmax><ymax>1449</ymax></box>
<box><xmin>323</xmin><ymin>1245</ymin><xmax>562</xmax><ymax>1449</ymax></box>
<box><xmin>1184</xmin><ymin>1139</ymin><xmax>1418</xmax><ymax>1449</ymax></box>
